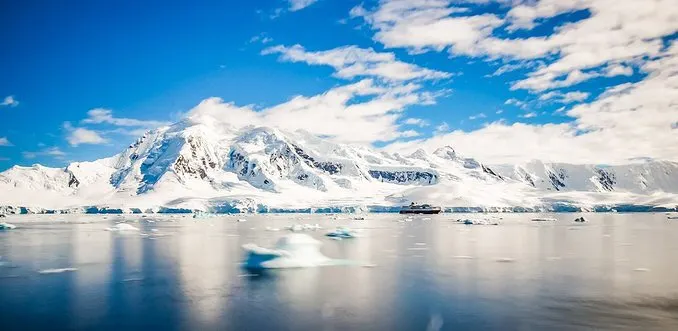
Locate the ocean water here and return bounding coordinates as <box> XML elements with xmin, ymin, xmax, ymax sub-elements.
<box><xmin>1</xmin><ymin>213</ymin><xmax>677</xmax><ymax>330</ymax></box>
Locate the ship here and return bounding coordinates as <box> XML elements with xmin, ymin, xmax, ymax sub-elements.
<box><xmin>399</xmin><ymin>202</ymin><xmax>442</xmax><ymax>214</ymax></box>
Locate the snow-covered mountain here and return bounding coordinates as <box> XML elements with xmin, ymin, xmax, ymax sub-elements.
<box><xmin>2</xmin><ymin>117</ymin><xmax>677</xmax><ymax>213</ymax></box>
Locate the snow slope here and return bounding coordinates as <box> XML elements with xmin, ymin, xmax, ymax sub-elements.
<box><xmin>1</xmin><ymin>116</ymin><xmax>677</xmax><ymax>213</ymax></box>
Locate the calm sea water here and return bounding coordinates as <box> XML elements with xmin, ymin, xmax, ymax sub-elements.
<box><xmin>1</xmin><ymin>213</ymin><xmax>677</xmax><ymax>330</ymax></box>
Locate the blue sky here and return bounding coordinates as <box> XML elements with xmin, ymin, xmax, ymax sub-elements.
<box><xmin>1</xmin><ymin>0</ymin><xmax>677</xmax><ymax>170</ymax></box>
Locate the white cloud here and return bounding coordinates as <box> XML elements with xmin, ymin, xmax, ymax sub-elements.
<box><xmin>263</xmin><ymin>44</ymin><xmax>451</xmax><ymax>82</ymax></box>
<box><xmin>468</xmin><ymin>113</ymin><xmax>487</xmax><ymax>120</ymax></box>
<box><xmin>22</xmin><ymin>147</ymin><xmax>66</xmax><ymax>159</ymax></box>
<box><xmin>82</xmin><ymin>108</ymin><xmax>169</xmax><ymax>127</ymax></box>
<box><xmin>63</xmin><ymin>122</ymin><xmax>108</xmax><ymax>146</ymax></box>
<box><xmin>495</xmin><ymin>109</ymin><xmax>503</xmax><ymax>114</ymax></box>
<box><xmin>403</xmin><ymin>117</ymin><xmax>429</xmax><ymax>127</ymax></box>
<box><xmin>289</xmin><ymin>0</ymin><xmax>318</xmax><ymax>11</ymax></box>
<box><xmin>539</xmin><ymin>91</ymin><xmax>590</xmax><ymax>104</ymax></box>
<box><xmin>250</xmin><ymin>33</ymin><xmax>273</xmax><ymax>44</ymax></box>
<box><xmin>355</xmin><ymin>0</ymin><xmax>678</xmax><ymax>92</ymax></box>
<box><xmin>186</xmin><ymin>79</ymin><xmax>439</xmax><ymax>143</ymax></box>
<box><xmin>0</xmin><ymin>137</ymin><xmax>12</xmax><ymax>146</ymax></box>
<box><xmin>384</xmin><ymin>41</ymin><xmax>678</xmax><ymax>164</ymax></box>
<box><xmin>434</xmin><ymin>122</ymin><xmax>450</xmax><ymax>135</ymax></box>
<box><xmin>604</xmin><ymin>64</ymin><xmax>634</xmax><ymax>77</ymax></box>
<box><xmin>520</xmin><ymin>112</ymin><xmax>537</xmax><ymax>118</ymax></box>
<box><xmin>1</xmin><ymin>95</ymin><xmax>19</xmax><ymax>107</ymax></box>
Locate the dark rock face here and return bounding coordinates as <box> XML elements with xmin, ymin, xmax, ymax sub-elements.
<box><xmin>172</xmin><ymin>136</ymin><xmax>218</xmax><ymax>180</ymax></box>
<box><xmin>67</xmin><ymin>172</ymin><xmax>80</xmax><ymax>188</ymax></box>
<box><xmin>368</xmin><ymin>170</ymin><xmax>437</xmax><ymax>185</ymax></box>
<box><xmin>524</xmin><ymin>173</ymin><xmax>535</xmax><ymax>187</ymax></box>
<box><xmin>174</xmin><ymin>154</ymin><xmax>207</xmax><ymax>179</ymax></box>
<box><xmin>481</xmin><ymin>164</ymin><xmax>503</xmax><ymax>180</ymax></box>
<box><xmin>596</xmin><ymin>168</ymin><xmax>616</xmax><ymax>191</ymax></box>
<box><xmin>548</xmin><ymin>169</ymin><xmax>567</xmax><ymax>191</ymax></box>
<box><xmin>292</xmin><ymin>145</ymin><xmax>343</xmax><ymax>175</ymax></box>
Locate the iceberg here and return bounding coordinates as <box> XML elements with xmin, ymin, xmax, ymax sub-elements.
<box><xmin>242</xmin><ymin>234</ymin><xmax>331</xmax><ymax>269</ymax></box>
<box><xmin>0</xmin><ymin>222</ymin><xmax>17</xmax><ymax>230</ymax></box>
<box><xmin>531</xmin><ymin>217</ymin><xmax>557</xmax><ymax>222</ymax></box>
<box><xmin>325</xmin><ymin>227</ymin><xmax>359</xmax><ymax>239</ymax></box>
<box><xmin>285</xmin><ymin>223</ymin><xmax>321</xmax><ymax>232</ymax></box>
<box><xmin>456</xmin><ymin>219</ymin><xmax>499</xmax><ymax>225</ymax></box>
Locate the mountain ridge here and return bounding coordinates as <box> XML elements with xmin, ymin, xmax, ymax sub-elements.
<box><xmin>2</xmin><ymin>118</ymin><xmax>677</xmax><ymax>213</ymax></box>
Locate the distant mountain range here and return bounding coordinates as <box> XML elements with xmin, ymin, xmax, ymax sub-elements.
<box><xmin>2</xmin><ymin>117</ymin><xmax>677</xmax><ymax>213</ymax></box>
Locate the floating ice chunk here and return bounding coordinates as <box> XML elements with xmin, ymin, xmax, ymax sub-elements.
<box><xmin>421</xmin><ymin>217</ymin><xmax>432</xmax><ymax>221</ymax></box>
<box><xmin>495</xmin><ymin>257</ymin><xmax>515</xmax><ymax>263</ymax></box>
<box><xmin>237</xmin><ymin>219</ymin><xmax>247</xmax><ymax>222</ymax></box>
<box><xmin>457</xmin><ymin>219</ymin><xmax>498</xmax><ymax>225</ymax></box>
<box><xmin>105</xmin><ymin>223</ymin><xmax>139</xmax><ymax>232</ymax></box>
<box><xmin>633</xmin><ymin>268</ymin><xmax>650</xmax><ymax>272</ymax></box>
<box><xmin>531</xmin><ymin>217</ymin><xmax>557</xmax><ymax>222</ymax></box>
<box><xmin>193</xmin><ymin>211</ymin><xmax>217</xmax><ymax>219</ymax></box>
<box><xmin>452</xmin><ymin>255</ymin><xmax>474</xmax><ymax>259</ymax></box>
<box><xmin>286</xmin><ymin>223</ymin><xmax>321</xmax><ymax>232</ymax></box>
<box><xmin>353</xmin><ymin>217</ymin><xmax>366</xmax><ymax>221</ymax></box>
<box><xmin>325</xmin><ymin>227</ymin><xmax>359</xmax><ymax>239</ymax></box>
<box><xmin>242</xmin><ymin>234</ymin><xmax>331</xmax><ymax>269</ymax></box>
<box><xmin>38</xmin><ymin>267</ymin><xmax>78</xmax><ymax>274</ymax></box>
<box><xmin>426</xmin><ymin>313</ymin><xmax>444</xmax><ymax>331</ymax></box>
<box><xmin>574</xmin><ymin>216</ymin><xmax>587</xmax><ymax>222</ymax></box>
<box><xmin>0</xmin><ymin>222</ymin><xmax>17</xmax><ymax>230</ymax></box>
<box><xmin>667</xmin><ymin>216</ymin><xmax>678</xmax><ymax>220</ymax></box>
<box><xmin>150</xmin><ymin>229</ymin><xmax>159</xmax><ymax>232</ymax></box>
<box><xmin>265</xmin><ymin>227</ymin><xmax>280</xmax><ymax>232</ymax></box>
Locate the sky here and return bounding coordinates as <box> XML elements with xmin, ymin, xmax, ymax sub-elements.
<box><xmin>1</xmin><ymin>0</ymin><xmax>677</xmax><ymax>171</ymax></box>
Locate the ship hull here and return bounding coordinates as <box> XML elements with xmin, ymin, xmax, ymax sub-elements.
<box><xmin>399</xmin><ymin>209</ymin><xmax>442</xmax><ymax>214</ymax></box>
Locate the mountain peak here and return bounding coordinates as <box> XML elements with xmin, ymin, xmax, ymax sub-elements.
<box><xmin>433</xmin><ymin>146</ymin><xmax>456</xmax><ymax>160</ymax></box>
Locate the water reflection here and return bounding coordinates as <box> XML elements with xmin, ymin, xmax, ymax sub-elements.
<box><xmin>0</xmin><ymin>213</ymin><xmax>677</xmax><ymax>330</ymax></box>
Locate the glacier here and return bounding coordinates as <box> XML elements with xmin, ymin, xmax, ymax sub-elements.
<box><xmin>1</xmin><ymin>115</ymin><xmax>678</xmax><ymax>214</ymax></box>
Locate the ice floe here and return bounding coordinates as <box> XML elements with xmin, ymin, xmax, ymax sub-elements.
<box><xmin>456</xmin><ymin>219</ymin><xmax>499</xmax><ymax>225</ymax></box>
<box><xmin>38</xmin><ymin>267</ymin><xmax>78</xmax><ymax>274</ymax></box>
<box><xmin>531</xmin><ymin>217</ymin><xmax>557</xmax><ymax>222</ymax></box>
<box><xmin>0</xmin><ymin>222</ymin><xmax>17</xmax><ymax>230</ymax></box>
<box><xmin>325</xmin><ymin>227</ymin><xmax>359</xmax><ymax>239</ymax></box>
<box><xmin>285</xmin><ymin>223</ymin><xmax>322</xmax><ymax>232</ymax></box>
<box><xmin>105</xmin><ymin>223</ymin><xmax>139</xmax><ymax>232</ymax></box>
<box><xmin>242</xmin><ymin>234</ymin><xmax>332</xmax><ymax>269</ymax></box>
<box><xmin>237</xmin><ymin>218</ymin><xmax>247</xmax><ymax>222</ymax></box>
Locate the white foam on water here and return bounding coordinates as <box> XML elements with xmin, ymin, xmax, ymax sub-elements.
<box><xmin>242</xmin><ymin>233</ymin><xmax>332</xmax><ymax>269</ymax></box>
<box><xmin>38</xmin><ymin>268</ymin><xmax>78</xmax><ymax>274</ymax></box>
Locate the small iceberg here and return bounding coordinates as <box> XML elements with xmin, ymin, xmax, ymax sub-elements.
<box><xmin>193</xmin><ymin>211</ymin><xmax>217</xmax><ymax>219</ymax></box>
<box><xmin>574</xmin><ymin>216</ymin><xmax>587</xmax><ymax>223</ymax></box>
<box><xmin>285</xmin><ymin>224</ymin><xmax>322</xmax><ymax>232</ymax></box>
<box><xmin>325</xmin><ymin>227</ymin><xmax>359</xmax><ymax>239</ymax></box>
<box><xmin>237</xmin><ymin>218</ymin><xmax>247</xmax><ymax>222</ymax></box>
<box><xmin>242</xmin><ymin>234</ymin><xmax>331</xmax><ymax>269</ymax></box>
<box><xmin>352</xmin><ymin>217</ymin><xmax>366</xmax><ymax>221</ymax></box>
<box><xmin>0</xmin><ymin>222</ymin><xmax>17</xmax><ymax>230</ymax></box>
<box><xmin>456</xmin><ymin>219</ymin><xmax>498</xmax><ymax>225</ymax></box>
<box><xmin>105</xmin><ymin>223</ymin><xmax>139</xmax><ymax>232</ymax></box>
<box><xmin>531</xmin><ymin>217</ymin><xmax>557</xmax><ymax>222</ymax></box>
